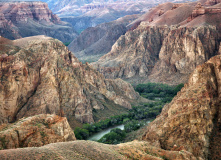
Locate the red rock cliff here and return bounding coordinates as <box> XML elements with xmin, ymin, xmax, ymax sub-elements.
<box><xmin>0</xmin><ymin>2</ymin><xmax>78</xmax><ymax>42</ymax></box>
<box><xmin>0</xmin><ymin>2</ymin><xmax>60</xmax><ymax>23</ymax></box>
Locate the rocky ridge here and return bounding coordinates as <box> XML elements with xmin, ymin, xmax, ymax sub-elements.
<box><xmin>142</xmin><ymin>55</ymin><xmax>221</xmax><ymax>159</ymax></box>
<box><xmin>0</xmin><ymin>114</ymin><xmax>76</xmax><ymax>149</ymax></box>
<box><xmin>92</xmin><ymin>1</ymin><xmax>221</xmax><ymax>85</ymax></box>
<box><xmin>0</xmin><ymin>1</ymin><xmax>78</xmax><ymax>42</ymax></box>
<box><xmin>0</xmin><ymin>36</ymin><xmax>140</xmax><ymax>127</ymax></box>
<box><xmin>0</xmin><ymin>140</ymin><xmax>197</xmax><ymax>159</ymax></box>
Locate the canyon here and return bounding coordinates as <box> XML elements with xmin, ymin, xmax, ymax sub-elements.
<box><xmin>92</xmin><ymin>0</ymin><xmax>221</xmax><ymax>85</ymax></box>
<box><xmin>1</xmin><ymin>54</ymin><xmax>220</xmax><ymax>160</ymax></box>
<box><xmin>0</xmin><ymin>36</ymin><xmax>140</xmax><ymax>127</ymax></box>
<box><xmin>0</xmin><ymin>1</ymin><xmax>78</xmax><ymax>42</ymax></box>
<box><xmin>0</xmin><ymin>1</ymin><xmax>220</xmax><ymax>160</ymax></box>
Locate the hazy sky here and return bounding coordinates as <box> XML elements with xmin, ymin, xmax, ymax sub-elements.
<box><xmin>0</xmin><ymin>0</ymin><xmax>43</xmax><ymax>1</ymax></box>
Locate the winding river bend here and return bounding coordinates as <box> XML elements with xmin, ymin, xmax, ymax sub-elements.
<box><xmin>87</xmin><ymin>124</ymin><xmax>124</xmax><ymax>141</ymax></box>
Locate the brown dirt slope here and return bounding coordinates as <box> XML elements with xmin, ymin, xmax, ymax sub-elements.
<box><xmin>0</xmin><ymin>140</ymin><xmax>197</xmax><ymax>160</ymax></box>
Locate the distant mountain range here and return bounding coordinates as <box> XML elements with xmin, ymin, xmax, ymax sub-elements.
<box><xmin>0</xmin><ymin>0</ymin><xmax>198</xmax><ymax>32</ymax></box>
<box><xmin>38</xmin><ymin>0</ymin><xmax>197</xmax><ymax>16</ymax></box>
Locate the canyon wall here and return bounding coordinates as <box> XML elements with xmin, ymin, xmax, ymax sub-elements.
<box><xmin>142</xmin><ymin>55</ymin><xmax>221</xmax><ymax>159</ymax></box>
<box><xmin>93</xmin><ymin>2</ymin><xmax>221</xmax><ymax>85</ymax></box>
<box><xmin>0</xmin><ymin>36</ymin><xmax>139</xmax><ymax>127</ymax></box>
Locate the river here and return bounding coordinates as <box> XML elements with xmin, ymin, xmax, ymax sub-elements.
<box><xmin>87</xmin><ymin>120</ymin><xmax>150</xmax><ymax>141</ymax></box>
<box><xmin>87</xmin><ymin>124</ymin><xmax>124</xmax><ymax>141</ymax></box>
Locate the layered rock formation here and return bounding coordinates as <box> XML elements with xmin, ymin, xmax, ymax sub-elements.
<box><xmin>142</xmin><ymin>55</ymin><xmax>221</xmax><ymax>159</ymax></box>
<box><xmin>68</xmin><ymin>14</ymin><xmax>140</xmax><ymax>62</ymax></box>
<box><xmin>93</xmin><ymin>1</ymin><xmax>221</xmax><ymax>85</ymax></box>
<box><xmin>0</xmin><ymin>2</ymin><xmax>78</xmax><ymax>42</ymax></box>
<box><xmin>0</xmin><ymin>36</ymin><xmax>139</xmax><ymax>126</ymax></box>
<box><xmin>0</xmin><ymin>114</ymin><xmax>76</xmax><ymax>149</ymax></box>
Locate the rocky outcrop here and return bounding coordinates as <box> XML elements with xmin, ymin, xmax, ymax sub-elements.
<box><xmin>0</xmin><ymin>2</ymin><xmax>78</xmax><ymax>42</ymax></box>
<box><xmin>142</xmin><ymin>55</ymin><xmax>221</xmax><ymax>159</ymax></box>
<box><xmin>0</xmin><ymin>36</ymin><xmax>139</xmax><ymax>126</ymax></box>
<box><xmin>205</xmin><ymin>0</ymin><xmax>221</xmax><ymax>6</ymax></box>
<box><xmin>93</xmin><ymin>2</ymin><xmax>221</xmax><ymax>85</ymax></box>
<box><xmin>187</xmin><ymin>2</ymin><xmax>221</xmax><ymax>22</ymax></box>
<box><xmin>0</xmin><ymin>114</ymin><xmax>76</xmax><ymax>149</ymax></box>
<box><xmin>0</xmin><ymin>140</ymin><xmax>197</xmax><ymax>159</ymax></box>
<box><xmin>68</xmin><ymin>14</ymin><xmax>140</xmax><ymax>62</ymax></box>
<box><xmin>149</xmin><ymin>25</ymin><xmax>220</xmax><ymax>84</ymax></box>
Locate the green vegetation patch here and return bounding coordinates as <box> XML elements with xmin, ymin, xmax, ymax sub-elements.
<box><xmin>135</xmin><ymin>82</ymin><xmax>184</xmax><ymax>103</ymax></box>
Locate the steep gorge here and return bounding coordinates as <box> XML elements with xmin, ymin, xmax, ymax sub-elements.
<box><xmin>1</xmin><ymin>50</ymin><xmax>221</xmax><ymax>160</ymax></box>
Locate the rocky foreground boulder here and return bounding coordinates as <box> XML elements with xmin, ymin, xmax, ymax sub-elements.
<box><xmin>0</xmin><ymin>114</ymin><xmax>76</xmax><ymax>150</ymax></box>
<box><xmin>92</xmin><ymin>1</ymin><xmax>221</xmax><ymax>85</ymax></box>
<box><xmin>142</xmin><ymin>55</ymin><xmax>221</xmax><ymax>160</ymax></box>
<box><xmin>0</xmin><ymin>36</ymin><xmax>140</xmax><ymax>126</ymax></box>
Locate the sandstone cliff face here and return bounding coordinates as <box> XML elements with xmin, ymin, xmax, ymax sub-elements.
<box><xmin>0</xmin><ymin>114</ymin><xmax>76</xmax><ymax>149</ymax></box>
<box><xmin>0</xmin><ymin>36</ymin><xmax>139</xmax><ymax>126</ymax></box>
<box><xmin>68</xmin><ymin>14</ymin><xmax>140</xmax><ymax>62</ymax></box>
<box><xmin>142</xmin><ymin>55</ymin><xmax>221</xmax><ymax>160</ymax></box>
<box><xmin>93</xmin><ymin>26</ymin><xmax>171</xmax><ymax>81</ymax></box>
<box><xmin>93</xmin><ymin>2</ymin><xmax>221</xmax><ymax>85</ymax></box>
<box><xmin>0</xmin><ymin>2</ymin><xmax>78</xmax><ymax>42</ymax></box>
<box><xmin>149</xmin><ymin>25</ymin><xmax>220</xmax><ymax>84</ymax></box>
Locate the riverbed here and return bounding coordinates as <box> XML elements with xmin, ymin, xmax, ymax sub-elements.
<box><xmin>87</xmin><ymin>120</ymin><xmax>151</xmax><ymax>141</ymax></box>
<box><xmin>87</xmin><ymin>124</ymin><xmax>124</xmax><ymax>141</ymax></box>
